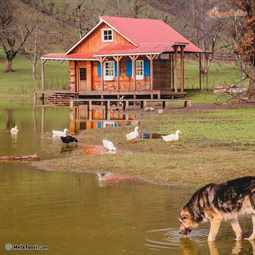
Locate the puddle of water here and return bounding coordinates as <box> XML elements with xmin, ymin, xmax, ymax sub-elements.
<box><xmin>146</xmin><ymin>226</ymin><xmax>209</xmax><ymax>248</ymax></box>
<box><xmin>0</xmin><ymin>107</ymin><xmax>69</xmax><ymax>158</ymax></box>
<box><xmin>0</xmin><ymin>106</ymin><xmax>254</xmax><ymax>255</ymax></box>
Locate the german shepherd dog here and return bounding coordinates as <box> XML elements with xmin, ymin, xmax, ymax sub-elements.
<box><xmin>179</xmin><ymin>176</ymin><xmax>255</xmax><ymax>241</ymax></box>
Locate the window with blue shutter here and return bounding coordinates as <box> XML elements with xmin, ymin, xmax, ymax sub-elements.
<box><xmin>144</xmin><ymin>59</ymin><xmax>150</xmax><ymax>76</ymax></box>
<box><xmin>97</xmin><ymin>62</ymin><xmax>101</xmax><ymax>78</ymax></box>
<box><xmin>126</xmin><ymin>59</ymin><xmax>132</xmax><ymax>77</ymax></box>
<box><xmin>114</xmin><ymin>61</ymin><xmax>117</xmax><ymax>77</ymax></box>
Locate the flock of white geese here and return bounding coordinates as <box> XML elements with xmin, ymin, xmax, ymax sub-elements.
<box><xmin>9</xmin><ymin>124</ymin><xmax>181</xmax><ymax>154</ymax></box>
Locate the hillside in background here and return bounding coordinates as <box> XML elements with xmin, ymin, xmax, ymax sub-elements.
<box><xmin>17</xmin><ymin>0</ymin><xmax>235</xmax><ymax>54</ymax></box>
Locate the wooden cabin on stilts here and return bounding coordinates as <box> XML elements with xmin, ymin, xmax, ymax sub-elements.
<box><xmin>40</xmin><ymin>16</ymin><xmax>205</xmax><ymax>105</ymax></box>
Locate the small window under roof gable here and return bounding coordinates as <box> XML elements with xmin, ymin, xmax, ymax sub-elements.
<box><xmin>102</xmin><ymin>28</ymin><xmax>113</xmax><ymax>42</ymax></box>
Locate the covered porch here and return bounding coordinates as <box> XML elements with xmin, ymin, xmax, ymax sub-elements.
<box><xmin>40</xmin><ymin>45</ymin><xmax>208</xmax><ymax>101</ymax></box>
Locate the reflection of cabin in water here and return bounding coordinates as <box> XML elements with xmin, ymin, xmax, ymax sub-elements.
<box><xmin>42</xmin><ymin>16</ymin><xmax>203</xmax><ymax>99</ymax></box>
<box><xmin>69</xmin><ymin>105</ymin><xmax>137</xmax><ymax>134</ymax></box>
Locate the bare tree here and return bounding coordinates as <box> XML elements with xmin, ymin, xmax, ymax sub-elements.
<box><xmin>230</xmin><ymin>0</ymin><xmax>255</xmax><ymax>97</ymax></box>
<box><xmin>72</xmin><ymin>0</ymin><xmax>104</xmax><ymax>39</ymax></box>
<box><xmin>0</xmin><ymin>0</ymin><xmax>34</xmax><ymax>72</ymax></box>
<box><xmin>22</xmin><ymin>23</ymin><xmax>42</xmax><ymax>80</ymax></box>
<box><xmin>132</xmin><ymin>0</ymin><xmax>146</xmax><ymax>17</ymax></box>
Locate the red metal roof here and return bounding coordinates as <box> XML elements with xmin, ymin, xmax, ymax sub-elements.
<box><xmin>102</xmin><ymin>16</ymin><xmax>189</xmax><ymax>45</ymax></box>
<box><xmin>96</xmin><ymin>16</ymin><xmax>202</xmax><ymax>54</ymax></box>
<box><xmin>45</xmin><ymin>16</ymin><xmax>202</xmax><ymax>60</ymax></box>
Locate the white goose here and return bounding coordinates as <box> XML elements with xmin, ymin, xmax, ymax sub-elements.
<box><xmin>10</xmin><ymin>125</ymin><xmax>19</xmax><ymax>136</ymax></box>
<box><xmin>162</xmin><ymin>130</ymin><xmax>181</xmax><ymax>142</ymax></box>
<box><xmin>102</xmin><ymin>139</ymin><xmax>117</xmax><ymax>154</ymax></box>
<box><xmin>126</xmin><ymin>126</ymin><xmax>139</xmax><ymax>141</ymax></box>
<box><xmin>144</xmin><ymin>106</ymin><xmax>154</xmax><ymax>111</ymax></box>
<box><xmin>96</xmin><ymin>172</ymin><xmax>112</xmax><ymax>182</ymax></box>
<box><xmin>52</xmin><ymin>128</ymin><xmax>68</xmax><ymax>138</ymax></box>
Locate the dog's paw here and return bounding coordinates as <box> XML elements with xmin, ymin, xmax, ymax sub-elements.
<box><xmin>207</xmin><ymin>237</ymin><xmax>216</xmax><ymax>242</ymax></box>
<box><xmin>245</xmin><ymin>235</ymin><xmax>255</xmax><ymax>240</ymax></box>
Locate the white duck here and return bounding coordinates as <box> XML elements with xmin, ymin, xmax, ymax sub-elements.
<box><xmin>52</xmin><ymin>128</ymin><xmax>68</xmax><ymax>138</ymax></box>
<box><xmin>96</xmin><ymin>172</ymin><xmax>112</xmax><ymax>182</ymax></box>
<box><xmin>102</xmin><ymin>139</ymin><xmax>117</xmax><ymax>154</ymax></box>
<box><xmin>126</xmin><ymin>126</ymin><xmax>139</xmax><ymax>141</ymax></box>
<box><xmin>10</xmin><ymin>125</ymin><xmax>19</xmax><ymax>136</ymax></box>
<box><xmin>162</xmin><ymin>130</ymin><xmax>181</xmax><ymax>142</ymax></box>
<box><xmin>144</xmin><ymin>107</ymin><xmax>154</xmax><ymax>111</ymax></box>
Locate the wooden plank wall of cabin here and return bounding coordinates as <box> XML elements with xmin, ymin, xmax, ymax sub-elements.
<box><xmin>153</xmin><ymin>59</ymin><xmax>172</xmax><ymax>90</ymax></box>
<box><xmin>69</xmin><ymin>61</ymin><xmax>76</xmax><ymax>92</ymax></box>
<box><xmin>75</xmin><ymin>61</ymin><xmax>92</xmax><ymax>91</ymax></box>
<box><xmin>91</xmin><ymin>57</ymin><xmax>150</xmax><ymax>91</ymax></box>
<box><xmin>72</xmin><ymin>23</ymin><xmax>133</xmax><ymax>54</ymax></box>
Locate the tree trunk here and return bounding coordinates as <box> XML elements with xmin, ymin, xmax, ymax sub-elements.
<box><xmin>32</xmin><ymin>53</ymin><xmax>38</xmax><ymax>80</ymax></box>
<box><xmin>32</xmin><ymin>60</ymin><xmax>36</xmax><ymax>80</ymax></box>
<box><xmin>4</xmin><ymin>59</ymin><xmax>14</xmax><ymax>72</ymax></box>
<box><xmin>248</xmin><ymin>67</ymin><xmax>255</xmax><ymax>99</ymax></box>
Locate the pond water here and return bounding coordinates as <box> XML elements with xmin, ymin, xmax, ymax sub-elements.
<box><xmin>0</xmin><ymin>106</ymin><xmax>254</xmax><ymax>255</ymax></box>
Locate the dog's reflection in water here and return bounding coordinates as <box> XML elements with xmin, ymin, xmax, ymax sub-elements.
<box><xmin>180</xmin><ymin>238</ymin><xmax>199</xmax><ymax>255</ymax></box>
<box><xmin>180</xmin><ymin>239</ymin><xmax>255</xmax><ymax>255</ymax></box>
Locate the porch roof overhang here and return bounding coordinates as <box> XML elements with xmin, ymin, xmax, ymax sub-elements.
<box><xmin>41</xmin><ymin>53</ymin><xmax>97</xmax><ymax>61</ymax></box>
<box><xmin>42</xmin><ymin>42</ymin><xmax>204</xmax><ymax>62</ymax></box>
<box><xmin>93</xmin><ymin>42</ymin><xmax>202</xmax><ymax>57</ymax></box>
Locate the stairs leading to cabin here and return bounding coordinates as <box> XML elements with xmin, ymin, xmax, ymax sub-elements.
<box><xmin>47</xmin><ymin>91</ymin><xmax>77</xmax><ymax>106</ymax></box>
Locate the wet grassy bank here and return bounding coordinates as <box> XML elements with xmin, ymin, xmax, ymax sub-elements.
<box><xmin>32</xmin><ymin>105</ymin><xmax>255</xmax><ymax>188</ymax></box>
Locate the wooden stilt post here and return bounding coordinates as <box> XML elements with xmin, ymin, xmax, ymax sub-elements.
<box><xmin>88</xmin><ymin>100</ymin><xmax>92</xmax><ymax>120</ymax></box>
<box><xmin>116</xmin><ymin>56</ymin><xmax>120</xmax><ymax>91</ymax></box>
<box><xmin>74</xmin><ymin>106</ymin><xmax>79</xmax><ymax>134</ymax></box>
<box><xmin>106</xmin><ymin>100</ymin><xmax>110</xmax><ymax>120</ymax></box>
<box><xmin>33</xmin><ymin>92</ymin><xmax>37</xmax><ymax>108</ymax></box>
<box><xmin>130</xmin><ymin>55</ymin><xmax>138</xmax><ymax>91</ymax></box>
<box><xmin>146</xmin><ymin>54</ymin><xmax>156</xmax><ymax>91</ymax></box>
<box><xmin>132</xmin><ymin>56</ymin><xmax>136</xmax><ymax>91</ymax></box>
<box><xmin>41</xmin><ymin>60</ymin><xmax>46</xmax><ymax>91</ymax></box>
<box><xmin>169</xmin><ymin>54</ymin><xmax>172</xmax><ymax>90</ymax></box>
<box><xmin>87</xmin><ymin>103</ymin><xmax>90</xmax><ymax>119</ymax></box>
<box><xmin>173</xmin><ymin>45</ymin><xmax>179</xmax><ymax>93</ymax></box>
<box><xmin>180</xmin><ymin>46</ymin><xmax>185</xmax><ymax>93</ymax></box>
<box><xmin>150</xmin><ymin>56</ymin><xmax>153</xmax><ymax>90</ymax></box>
<box><xmin>205</xmin><ymin>53</ymin><xmax>209</xmax><ymax>90</ymax></box>
<box><xmin>32</xmin><ymin>106</ymin><xmax>37</xmax><ymax>131</ymax></box>
<box><xmin>100</xmin><ymin>57</ymin><xmax>106</xmax><ymax>91</ymax></box>
<box><xmin>170</xmin><ymin>54</ymin><xmax>174</xmax><ymax>91</ymax></box>
<box><xmin>199</xmin><ymin>53</ymin><xmax>202</xmax><ymax>90</ymax></box>
<box><xmin>41</xmin><ymin>106</ymin><xmax>45</xmax><ymax>136</ymax></box>
<box><xmin>113</xmin><ymin>56</ymin><xmax>122</xmax><ymax>91</ymax></box>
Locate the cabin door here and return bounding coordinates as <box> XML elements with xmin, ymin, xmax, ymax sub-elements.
<box><xmin>78</xmin><ymin>67</ymin><xmax>87</xmax><ymax>91</ymax></box>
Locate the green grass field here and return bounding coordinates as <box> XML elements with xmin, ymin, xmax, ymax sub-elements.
<box><xmin>0</xmin><ymin>53</ymin><xmax>68</xmax><ymax>98</ymax></box>
<box><xmin>185</xmin><ymin>59</ymin><xmax>244</xmax><ymax>90</ymax></box>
